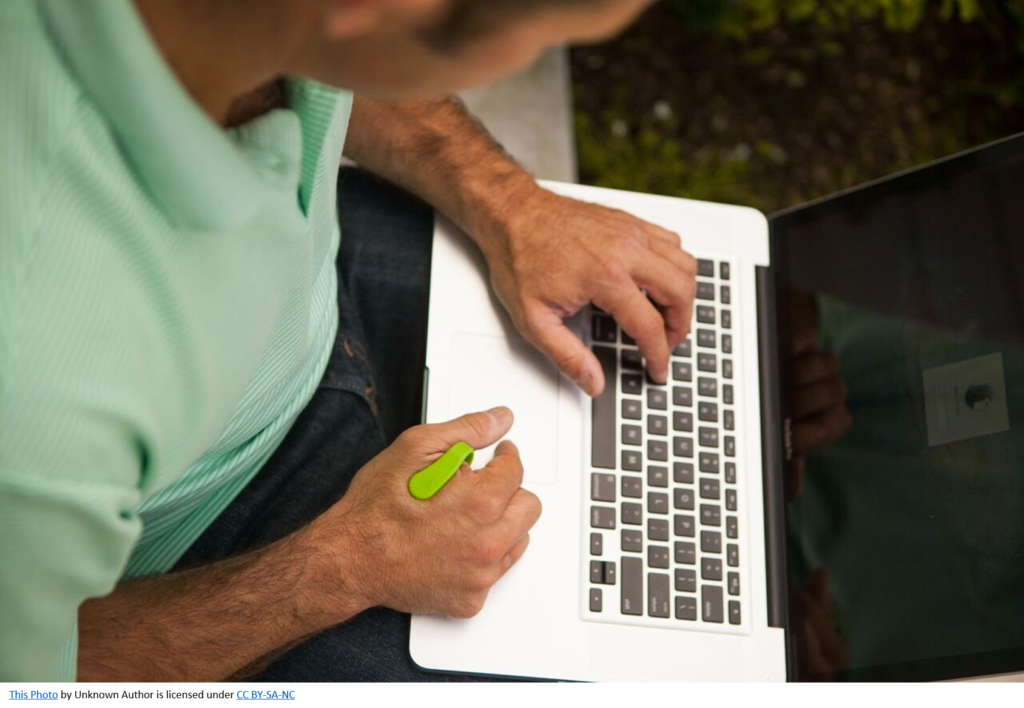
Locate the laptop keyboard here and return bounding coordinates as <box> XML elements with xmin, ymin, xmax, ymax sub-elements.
<box><xmin>584</xmin><ymin>258</ymin><xmax>746</xmax><ymax>632</ymax></box>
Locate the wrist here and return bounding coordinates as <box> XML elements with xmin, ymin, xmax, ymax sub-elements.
<box><xmin>285</xmin><ymin>514</ymin><xmax>375</xmax><ymax>630</ymax></box>
<box><xmin>450</xmin><ymin>162</ymin><xmax>540</xmax><ymax>263</ymax></box>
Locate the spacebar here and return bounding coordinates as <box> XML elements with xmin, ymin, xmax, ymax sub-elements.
<box><xmin>591</xmin><ymin>345</ymin><xmax>617</xmax><ymax>469</ymax></box>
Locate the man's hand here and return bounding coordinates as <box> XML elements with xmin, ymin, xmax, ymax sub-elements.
<box><xmin>310</xmin><ymin>406</ymin><xmax>541</xmax><ymax>619</ymax></box>
<box><xmin>477</xmin><ymin>185</ymin><xmax>698</xmax><ymax>396</ymax></box>
<box><xmin>342</xmin><ymin>97</ymin><xmax>697</xmax><ymax>396</ymax></box>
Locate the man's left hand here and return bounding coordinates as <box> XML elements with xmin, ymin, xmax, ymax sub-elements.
<box><xmin>475</xmin><ymin>183</ymin><xmax>697</xmax><ymax>397</ymax></box>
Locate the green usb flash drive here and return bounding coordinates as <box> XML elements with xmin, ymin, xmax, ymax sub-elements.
<box><xmin>408</xmin><ymin>442</ymin><xmax>475</xmax><ymax>500</ymax></box>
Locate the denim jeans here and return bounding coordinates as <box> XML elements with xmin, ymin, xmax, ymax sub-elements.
<box><xmin>174</xmin><ymin>169</ymin><xmax>514</xmax><ymax>681</ymax></box>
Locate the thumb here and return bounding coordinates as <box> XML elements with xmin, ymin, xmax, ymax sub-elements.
<box><xmin>523</xmin><ymin>307</ymin><xmax>604</xmax><ymax>397</ymax></box>
<box><xmin>417</xmin><ymin>406</ymin><xmax>514</xmax><ymax>452</ymax></box>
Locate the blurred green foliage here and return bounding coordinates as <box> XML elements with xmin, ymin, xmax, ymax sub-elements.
<box><xmin>666</xmin><ymin>0</ymin><xmax>982</xmax><ymax>34</ymax></box>
<box><xmin>573</xmin><ymin>0</ymin><xmax>1024</xmax><ymax>212</ymax></box>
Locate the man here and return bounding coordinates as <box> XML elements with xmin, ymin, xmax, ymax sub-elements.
<box><xmin>0</xmin><ymin>0</ymin><xmax>697</xmax><ymax>681</ymax></box>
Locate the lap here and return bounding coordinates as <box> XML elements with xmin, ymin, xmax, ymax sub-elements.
<box><xmin>174</xmin><ymin>169</ymin><xmax>507</xmax><ymax>681</ymax></box>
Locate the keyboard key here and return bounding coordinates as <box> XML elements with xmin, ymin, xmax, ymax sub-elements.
<box><xmin>720</xmin><ymin>262</ymin><xmax>730</xmax><ymax>280</ymax></box>
<box><xmin>648</xmin><ymin>518</ymin><xmax>669</xmax><ymax>542</ymax></box>
<box><xmin>727</xmin><ymin>544</ymin><xmax>739</xmax><ymax>567</ymax></box>
<box><xmin>698</xmin><ymin>402</ymin><xmax>719</xmax><ymax>423</ymax></box>
<box><xmin>675</xmin><ymin>595</ymin><xmax>698</xmax><ymax>621</ymax></box>
<box><xmin>649</xmin><ymin>573</ymin><xmax>671</xmax><ymax>618</ymax></box>
<box><xmin>721</xmin><ymin>285</ymin><xmax>731</xmax><ymax>305</ymax></box>
<box><xmin>648</xmin><ymin>546</ymin><xmax>670</xmax><ymax>569</ymax></box>
<box><xmin>726</xmin><ymin>489</ymin><xmax>737</xmax><ymax>511</ymax></box>
<box><xmin>673</xmin><ymin>515</ymin><xmax>695</xmax><ymax>538</ymax></box>
<box><xmin>697</xmin><ymin>259</ymin><xmax>715</xmax><ymax>277</ymax></box>
<box><xmin>722</xmin><ymin>335</ymin><xmax>733</xmax><ymax>354</ymax></box>
<box><xmin>672</xmin><ymin>387</ymin><xmax>693</xmax><ymax>408</ymax></box>
<box><xmin>647</xmin><ymin>388</ymin><xmax>667</xmax><ymax>410</ymax></box>
<box><xmin>591</xmin><ymin>560</ymin><xmax>603</xmax><ymax>584</ymax></box>
<box><xmin>728</xmin><ymin>572</ymin><xmax>740</xmax><ymax>596</ymax></box>
<box><xmin>724</xmin><ymin>436</ymin><xmax>736</xmax><ymax>457</ymax></box>
<box><xmin>729</xmin><ymin>601</ymin><xmax>741</xmax><ymax>625</ymax></box>
<box><xmin>699</xmin><ymin>478</ymin><xmax>721</xmax><ymax>500</ymax></box>
<box><xmin>673</xmin><ymin>410</ymin><xmax>693</xmax><ymax>432</ymax></box>
<box><xmin>672</xmin><ymin>361</ymin><xmax>692</xmax><ymax>382</ymax></box>
<box><xmin>723</xmin><ymin>384</ymin><xmax>734</xmax><ymax>405</ymax></box>
<box><xmin>702</xmin><ymin>585</ymin><xmax>724</xmax><ymax>623</ymax></box>
<box><xmin>726</xmin><ymin>516</ymin><xmax>738</xmax><ymax>539</ymax></box>
<box><xmin>592</xmin><ymin>314</ymin><xmax>617</xmax><ymax>343</ymax></box>
<box><xmin>622</xmin><ymin>502</ymin><xmax>643</xmax><ymax>526</ymax></box>
<box><xmin>621</xmin><ymin>475</ymin><xmax>642</xmax><ymax>498</ymax></box>
<box><xmin>622</xmin><ymin>529</ymin><xmax>643</xmax><ymax>553</ymax></box>
<box><xmin>675</xmin><ymin>568</ymin><xmax>697</xmax><ymax>593</ymax></box>
<box><xmin>698</xmin><ymin>377</ymin><xmax>718</xmax><ymax>397</ymax></box>
<box><xmin>725</xmin><ymin>462</ymin><xmax>737</xmax><ymax>484</ymax></box>
<box><xmin>591</xmin><ymin>506</ymin><xmax>616</xmax><ymax>529</ymax></box>
<box><xmin>673</xmin><ymin>340</ymin><xmax>692</xmax><ymax>357</ymax></box>
<box><xmin>696</xmin><ymin>305</ymin><xmax>715</xmax><ymax>325</ymax></box>
<box><xmin>696</xmin><ymin>329</ymin><xmax>716</xmax><ymax>348</ymax></box>
<box><xmin>621</xmin><ymin>348</ymin><xmax>642</xmax><ymax>371</ymax></box>
<box><xmin>647</xmin><ymin>465</ymin><xmax>668</xmax><ymax>488</ymax></box>
<box><xmin>723</xmin><ymin>359</ymin><xmax>733</xmax><ymax>380</ymax></box>
<box><xmin>701</xmin><ymin>530</ymin><xmax>722</xmax><ymax>554</ymax></box>
<box><xmin>724</xmin><ymin>410</ymin><xmax>735</xmax><ymax>431</ymax></box>
<box><xmin>673</xmin><ymin>461</ymin><xmax>694</xmax><ymax>484</ymax></box>
<box><xmin>648</xmin><ymin>415</ymin><xmax>668</xmax><ymax>436</ymax></box>
<box><xmin>699</xmin><ymin>427</ymin><xmax>719</xmax><ymax>448</ymax></box>
<box><xmin>647</xmin><ymin>492</ymin><xmax>669</xmax><ymax>515</ymax></box>
<box><xmin>696</xmin><ymin>282</ymin><xmax>716</xmax><ymax>301</ymax></box>
<box><xmin>699</xmin><ymin>452</ymin><xmax>720</xmax><ymax>474</ymax></box>
<box><xmin>674</xmin><ymin>541</ymin><xmax>696</xmax><ymax>565</ymax></box>
<box><xmin>622</xmin><ymin>373</ymin><xmax>643</xmax><ymax>395</ymax></box>
<box><xmin>590</xmin><ymin>588</ymin><xmax>603</xmax><ymax>612</ymax></box>
<box><xmin>673</xmin><ymin>488</ymin><xmax>695</xmax><ymax>511</ymax></box>
<box><xmin>591</xmin><ymin>473</ymin><xmax>616</xmax><ymax>502</ymax></box>
<box><xmin>604</xmin><ymin>561</ymin><xmax>617</xmax><ymax>585</ymax></box>
<box><xmin>721</xmin><ymin>310</ymin><xmax>732</xmax><ymax>329</ymax></box>
<box><xmin>591</xmin><ymin>345</ymin><xmax>617</xmax><ymax>469</ymax></box>
<box><xmin>622</xmin><ymin>557</ymin><xmax>643</xmax><ymax>615</ymax></box>
<box><xmin>701</xmin><ymin>504</ymin><xmax>721</xmax><ymax>526</ymax></box>
<box><xmin>701</xmin><ymin>558</ymin><xmax>723</xmax><ymax>581</ymax></box>
<box><xmin>622</xmin><ymin>449</ymin><xmax>642</xmax><ymax>471</ymax></box>
<box><xmin>673</xmin><ymin>436</ymin><xmax>694</xmax><ymax>458</ymax></box>
<box><xmin>697</xmin><ymin>353</ymin><xmax>717</xmax><ymax>373</ymax></box>
<box><xmin>648</xmin><ymin>439</ymin><xmax>668</xmax><ymax>462</ymax></box>
<box><xmin>622</xmin><ymin>398</ymin><xmax>642</xmax><ymax>420</ymax></box>
<box><xmin>591</xmin><ymin>532</ymin><xmax>603</xmax><ymax>556</ymax></box>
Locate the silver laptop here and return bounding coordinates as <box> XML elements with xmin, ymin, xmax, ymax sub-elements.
<box><xmin>411</xmin><ymin>132</ymin><xmax>1024</xmax><ymax>682</ymax></box>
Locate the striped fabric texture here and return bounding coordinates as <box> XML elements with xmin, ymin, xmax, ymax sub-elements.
<box><xmin>0</xmin><ymin>0</ymin><xmax>352</xmax><ymax>680</ymax></box>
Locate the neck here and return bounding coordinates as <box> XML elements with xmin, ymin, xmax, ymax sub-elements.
<box><xmin>132</xmin><ymin>0</ymin><xmax>308</xmax><ymax>126</ymax></box>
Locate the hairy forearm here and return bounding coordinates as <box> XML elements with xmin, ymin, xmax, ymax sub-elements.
<box><xmin>343</xmin><ymin>96</ymin><xmax>537</xmax><ymax>258</ymax></box>
<box><xmin>77</xmin><ymin>524</ymin><xmax>364</xmax><ymax>682</ymax></box>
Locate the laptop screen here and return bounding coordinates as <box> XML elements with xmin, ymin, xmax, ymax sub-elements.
<box><xmin>771</xmin><ymin>134</ymin><xmax>1024</xmax><ymax>681</ymax></box>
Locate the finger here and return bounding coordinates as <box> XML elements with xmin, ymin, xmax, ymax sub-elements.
<box><xmin>522</xmin><ymin>305</ymin><xmax>603</xmax><ymax>396</ymax></box>
<box><xmin>792</xmin><ymin>405</ymin><xmax>853</xmax><ymax>456</ymax></box>
<box><xmin>500</xmin><ymin>487</ymin><xmax>543</xmax><ymax>540</ymax></box>
<box><xmin>496</xmin><ymin>534</ymin><xmax>531</xmax><ymax>580</ymax></box>
<box><xmin>641</xmin><ymin>220</ymin><xmax>683</xmax><ymax>249</ymax></box>
<box><xmin>641</xmin><ymin>241</ymin><xmax>697</xmax><ymax>350</ymax></box>
<box><xmin>790</xmin><ymin>328</ymin><xmax>818</xmax><ymax>356</ymax></box>
<box><xmin>791</xmin><ymin>378</ymin><xmax>848</xmax><ymax>419</ymax></box>
<box><xmin>596</xmin><ymin>285</ymin><xmax>671</xmax><ymax>384</ymax></box>
<box><xmin>788</xmin><ymin>350</ymin><xmax>841</xmax><ymax>387</ymax></box>
<box><xmin>414</xmin><ymin>406</ymin><xmax>514</xmax><ymax>454</ymax></box>
<box><xmin>472</xmin><ymin>440</ymin><xmax>526</xmax><ymax>507</ymax></box>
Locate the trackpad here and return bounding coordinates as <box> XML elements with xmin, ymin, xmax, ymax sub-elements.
<box><xmin>449</xmin><ymin>332</ymin><xmax>559</xmax><ymax>486</ymax></box>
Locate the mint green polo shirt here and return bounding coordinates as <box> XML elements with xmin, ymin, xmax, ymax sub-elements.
<box><xmin>0</xmin><ymin>0</ymin><xmax>352</xmax><ymax>680</ymax></box>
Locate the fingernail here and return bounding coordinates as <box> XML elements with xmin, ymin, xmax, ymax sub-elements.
<box><xmin>577</xmin><ymin>373</ymin><xmax>593</xmax><ymax>394</ymax></box>
<box><xmin>486</xmin><ymin>406</ymin><xmax>512</xmax><ymax>426</ymax></box>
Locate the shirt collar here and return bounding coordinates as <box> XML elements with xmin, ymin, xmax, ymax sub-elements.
<box><xmin>39</xmin><ymin>0</ymin><xmax>297</xmax><ymax>230</ymax></box>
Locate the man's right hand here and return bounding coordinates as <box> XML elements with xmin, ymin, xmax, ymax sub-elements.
<box><xmin>308</xmin><ymin>406</ymin><xmax>541</xmax><ymax>620</ymax></box>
